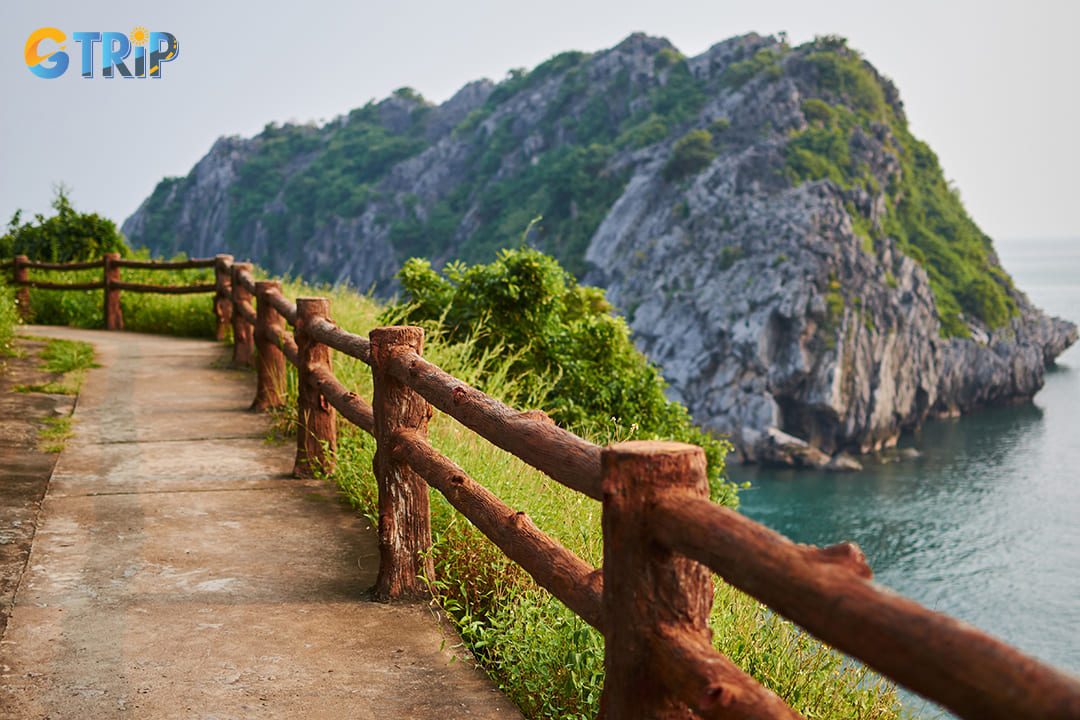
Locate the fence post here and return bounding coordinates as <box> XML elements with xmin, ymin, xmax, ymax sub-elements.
<box><xmin>13</xmin><ymin>255</ymin><xmax>30</xmax><ymax>321</ymax></box>
<box><xmin>599</xmin><ymin>441</ymin><xmax>714</xmax><ymax>719</ymax></box>
<box><xmin>294</xmin><ymin>297</ymin><xmax>336</xmax><ymax>478</ymax></box>
<box><xmin>230</xmin><ymin>262</ymin><xmax>255</xmax><ymax>368</ymax></box>
<box><xmin>252</xmin><ymin>281</ymin><xmax>287</xmax><ymax>411</ymax></box>
<box><xmin>369</xmin><ymin>326</ymin><xmax>435</xmax><ymax>601</ymax></box>
<box><xmin>213</xmin><ymin>254</ymin><xmax>234</xmax><ymax>341</ymax></box>
<box><xmin>103</xmin><ymin>253</ymin><xmax>123</xmax><ymax>330</ymax></box>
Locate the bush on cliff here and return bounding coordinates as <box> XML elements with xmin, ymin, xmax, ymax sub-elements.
<box><xmin>385</xmin><ymin>245</ymin><xmax>737</xmax><ymax>503</ymax></box>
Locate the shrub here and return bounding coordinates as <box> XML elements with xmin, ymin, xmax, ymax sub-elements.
<box><xmin>662</xmin><ymin>129</ymin><xmax>717</xmax><ymax>182</ymax></box>
<box><xmin>721</xmin><ymin>47</ymin><xmax>784</xmax><ymax>89</ymax></box>
<box><xmin>2</xmin><ymin>187</ymin><xmax>129</xmax><ymax>262</ymax></box>
<box><xmin>707</xmin><ymin>117</ymin><xmax>731</xmax><ymax>135</ymax></box>
<box><xmin>387</xmin><ymin>247</ymin><xmax>737</xmax><ymax>503</ymax></box>
<box><xmin>654</xmin><ymin>47</ymin><xmax>683</xmax><ymax>71</ymax></box>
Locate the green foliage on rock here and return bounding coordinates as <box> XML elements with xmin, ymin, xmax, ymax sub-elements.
<box><xmin>721</xmin><ymin>47</ymin><xmax>785</xmax><ymax>89</ymax></box>
<box><xmin>2</xmin><ymin>187</ymin><xmax>129</xmax><ymax>262</ymax></box>
<box><xmin>783</xmin><ymin>38</ymin><xmax>1016</xmax><ymax>336</ymax></box>
<box><xmin>469</xmin><ymin>145</ymin><xmax>629</xmax><ymax>277</ymax></box>
<box><xmin>662</xmin><ymin>129</ymin><xmax>717</xmax><ymax>181</ymax></box>
<box><xmin>387</xmin><ymin>246</ymin><xmax>737</xmax><ymax>503</ymax></box>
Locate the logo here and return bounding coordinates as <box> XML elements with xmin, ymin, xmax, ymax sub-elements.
<box><xmin>26</xmin><ymin>27</ymin><xmax>179</xmax><ymax>79</ymax></box>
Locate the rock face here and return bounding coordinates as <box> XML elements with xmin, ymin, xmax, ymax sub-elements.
<box><xmin>123</xmin><ymin>32</ymin><xmax>1077</xmax><ymax>465</ymax></box>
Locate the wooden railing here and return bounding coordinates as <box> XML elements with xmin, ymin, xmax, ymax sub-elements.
<box><xmin>7</xmin><ymin>254</ymin><xmax>1080</xmax><ymax>719</ymax></box>
<box><xmin>3</xmin><ymin>253</ymin><xmax>234</xmax><ymax>337</ymax></box>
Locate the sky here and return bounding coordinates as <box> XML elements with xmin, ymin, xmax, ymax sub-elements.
<box><xmin>2</xmin><ymin>0</ymin><xmax>1078</xmax><ymax>242</ymax></box>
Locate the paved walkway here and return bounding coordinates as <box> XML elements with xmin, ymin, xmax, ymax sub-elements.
<box><xmin>1</xmin><ymin>327</ymin><xmax>522</xmax><ymax>720</ymax></box>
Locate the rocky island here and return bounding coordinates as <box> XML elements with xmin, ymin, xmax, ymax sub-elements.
<box><xmin>123</xmin><ymin>32</ymin><xmax>1077</xmax><ymax>467</ymax></box>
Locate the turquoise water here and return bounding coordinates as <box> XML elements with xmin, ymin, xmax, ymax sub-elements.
<box><xmin>730</xmin><ymin>237</ymin><xmax>1080</xmax><ymax>714</ymax></box>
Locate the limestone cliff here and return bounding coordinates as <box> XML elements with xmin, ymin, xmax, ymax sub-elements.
<box><xmin>123</xmin><ymin>32</ymin><xmax>1076</xmax><ymax>465</ymax></box>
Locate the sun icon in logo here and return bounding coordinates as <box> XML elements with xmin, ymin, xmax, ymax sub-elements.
<box><xmin>129</xmin><ymin>26</ymin><xmax>149</xmax><ymax>46</ymax></box>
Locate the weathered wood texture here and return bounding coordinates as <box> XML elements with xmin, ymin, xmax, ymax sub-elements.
<box><xmin>385</xmin><ymin>350</ymin><xmax>602</xmax><ymax>500</ymax></box>
<box><xmin>234</xmin><ymin>267</ymin><xmax>257</xmax><ymax>295</ymax></box>
<box><xmin>309</xmin><ymin>316</ymin><xmax>371</xmax><ymax>365</ymax></box>
<box><xmin>103</xmin><ymin>253</ymin><xmax>123</xmax><ymax>330</ymax></box>
<box><xmin>264</xmin><ymin>325</ymin><xmax>299</xmax><ymax>366</ymax></box>
<box><xmin>214</xmin><ymin>255</ymin><xmax>233</xmax><ymax>341</ymax></box>
<box><xmin>393</xmin><ymin>428</ymin><xmax>604</xmax><ymax>629</ymax></box>
<box><xmin>253</xmin><ymin>281</ymin><xmax>287</xmax><ymax>411</ymax></box>
<box><xmin>230</xmin><ymin>263</ymin><xmax>255</xmax><ymax>368</ymax></box>
<box><xmin>13</xmin><ymin>256</ymin><xmax>30</xmax><ymax>320</ymax></box>
<box><xmin>234</xmin><ymin>302</ymin><xmax>258</xmax><ymax>327</ymax></box>
<box><xmin>599</xmin><ymin>441</ymin><xmax>716</xmax><ymax>719</ymax></box>
<box><xmin>264</xmin><ymin>287</ymin><xmax>298</xmax><ymax>326</ymax></box>
<box><xmin>308</xmin><ymin>363</ymin><xmax>375</xmax><ymax>434</ymax></box>
<box><xmin>651</xmin><ymin>493</ymin><xmax>1080</xmax><ymax>720</ymax></box>
<box><xmin>293</xmin><ymin>298</ymin><xmax>337</xmax><ymax>479</ymax></box>
<box><xmin>370</xmin><ymin>327</ymin><xmax>435</xmax><ymax>601</ymax></box>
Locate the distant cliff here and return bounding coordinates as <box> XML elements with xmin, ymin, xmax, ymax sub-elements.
<box><xmin>123</xmin><ymin>32</ymin><xmax>1077</xmax><ymax>465</ymax></box>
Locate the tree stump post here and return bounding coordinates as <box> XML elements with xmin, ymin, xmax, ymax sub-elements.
<box><xmin>103</xmin><ymin>253</ymin><xmax>123</xmax><ymax>330</ymax></box>
<box><xmin>253</xmin><ymin>281</ymin><xmax>287</xmax><ymax>411</ymax></box>
<box><xmin>213</xmin><ymin>254</ymin><xmax>234</xmax><ymax>341</ymax></box>
<box><xmin>230</xmin><ymin>263</ymin><xmax>255</xmax><ymax>368</ymax></box>
<box><xmin>599</xmin><ymin>441</ymin><xmax>715</xmax><ymax>719</ymax></box>
<box><xmin>293</xmin><ymin>297</ymin><xmax>336</xmax><ymax>478</ymax></box>
<box><xmin>13</xmin><ymin>255</ymin><xmax>30</xmax><ymax>321</ymax></box>
<box><xmin>370</xmin><ymin>325</ymin><xmax>435</xmax><ymax>601</ymax></box>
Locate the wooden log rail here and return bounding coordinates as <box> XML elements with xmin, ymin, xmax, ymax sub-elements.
<box><xmin>14</xmin><ymin>254</ymin><xmax>1079</xmax><ymax>719</ymax></box>
<box><xmin>5</xmin><ymin>253</ymin><xmax>234</xmax><ymax>335</ymax></box>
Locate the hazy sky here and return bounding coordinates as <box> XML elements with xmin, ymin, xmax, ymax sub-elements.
<box><xmin>3</xmin><ymin>1</ymin><xmax>1077</xmax><ymax>242</ymax></box>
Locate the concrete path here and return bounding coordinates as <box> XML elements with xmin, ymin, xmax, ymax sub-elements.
<box><xmin>1</xmin><ymin>327</ymin><xmax>523</xmax><ymax>720</ymax></box>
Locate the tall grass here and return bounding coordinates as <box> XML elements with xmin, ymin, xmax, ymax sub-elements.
<box><xmin>0</xmin><ymin>279</ymin><xmax>18</xmax><ymax>358</ymax></box>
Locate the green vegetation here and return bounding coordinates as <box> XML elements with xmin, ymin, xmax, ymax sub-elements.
<box><xmin>2</xmin><ymin>188</ymin><xmax>216</xmax><ymax>338</ymax></box>
<box><xmin>38</xmin><ymin>415</ymin><xmax>74</xmax><ymax>453</ymax></box>
<box><xmin>0</xmin><ymin>280</ymin><xmax>17</xmax><ymax>358</ymax></box>
<box><xmin>784</xmin><ymin>37</ymin><xmax>1016</xmax><ymax>337</ymax></box>
<box><xmin>131</xmin><ymin>41</ymin><xmax>718</xmax><ymax>284</ymax></box>
<box><xmin>2</xmin><ymin>187</ymin><xmax>128</xmax><ymax>262</ymax></box>
<box><xmin>662</xmin><ymin>129</ymin><xmax>717</xmax><ymax>181</ymax></box>
<box><xmin>387</xmin><ymin>246</ymin><xmax>736</xmax><ymax>502</ymax></box>
<box><xmin>721</xmin><ymin>46</ymin><xmax>786</xmax><ymax>89</ymax></box>
<box><xmin>13</xmin><ymin>337</ymin><xmax>99</xmax><ymax>395</ymax></box>
<box><xmin>15</xmin><ymin>251</ymin><xmax>219</xmax><ymax>338</ymax></box>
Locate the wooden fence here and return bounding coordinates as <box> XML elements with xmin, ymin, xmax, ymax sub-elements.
<box><xmin>3</xmin><ymin>253</ymin><xmax>234</xmax><ymax>337</ymax></box>
<box><xmin>6</xmin><ymin>254</ymin><xmax>1080</xmax><ymax>719</ymax></box>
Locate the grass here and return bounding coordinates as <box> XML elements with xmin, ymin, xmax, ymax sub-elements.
<box><xmin>38</xmin><ymin>415</ymin><xmax>74</xmax><ymax>453</ymax></box>
<box><xmin>0</xmin><ymin>280</ymin><xmax>18</xmax><ymax>360</ymax></box>
<box><xmin>13</xmin><ymin>337</ymin><xmax>99</xmax><ymax>395</ymax></box>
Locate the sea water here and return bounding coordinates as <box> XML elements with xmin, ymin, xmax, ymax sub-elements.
<box><xmin>729</xmin><ymin>237</ymin><xmax>1080</xmax><ymax>716</ymax></box>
